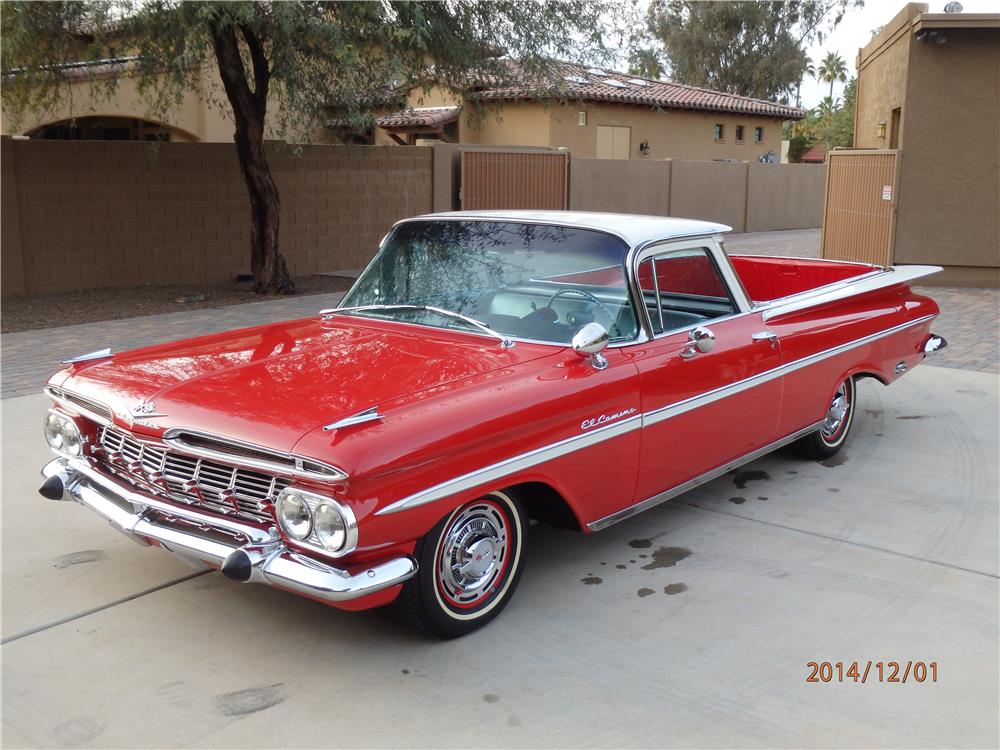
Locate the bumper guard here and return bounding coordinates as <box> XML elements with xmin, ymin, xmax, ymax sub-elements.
<box><xmin>41</xmin><ymin>458</ymin><xmax>416</xmax><ymax>604</ymax></box>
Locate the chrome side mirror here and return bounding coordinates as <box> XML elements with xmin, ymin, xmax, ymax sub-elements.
<box><xmin>572</xmin><ymin>322</ymin><xmax>609</xmax><ymax>370</ymax></box>
<box><xmin>680</xmin><ymin>326</ymin><xmax>715</xmax><ymax>359</ymax></box>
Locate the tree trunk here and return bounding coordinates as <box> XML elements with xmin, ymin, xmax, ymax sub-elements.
<box><xmin>211</xmin><ymin>20</ymin><xmax>294</xmax><ymax>295</ymax></box>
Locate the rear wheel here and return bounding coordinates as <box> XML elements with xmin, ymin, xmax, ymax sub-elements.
<box><xmin>792</xmin><ymin>375</ymin><xmax>857</xmax><ymax>460</ymax></box>
<box><xmin>393</xmin><ymin>490</ymin><xmax>527</xmax><ymax>638</ymax></box>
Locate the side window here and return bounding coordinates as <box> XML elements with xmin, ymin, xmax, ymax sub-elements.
<box><xmin>637</xmin><ymin>248</ymin><xmax>737</xmax><ymax>334</ymax></box>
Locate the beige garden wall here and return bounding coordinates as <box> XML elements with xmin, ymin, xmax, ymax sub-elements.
<box><xmin>570</xmin><ymin>157</ymin><xmax>825</xmax><ymax>233</ymax></box>
<box><xmin>0</xmin><ymin>138</ymin><xmax>432</xmax><ymax>297</ymax></box>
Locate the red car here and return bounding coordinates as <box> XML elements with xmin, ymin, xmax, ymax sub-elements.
<box><xmin>40</xmin><ymin>211</ymin><xmax>946</xmax><ymax>637</ymax></box>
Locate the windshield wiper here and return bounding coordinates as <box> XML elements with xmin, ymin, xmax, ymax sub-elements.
<box><xmin>320</xmin><ymin>304</ymin><xmax>515</xmax><ymax>349</ymax></box>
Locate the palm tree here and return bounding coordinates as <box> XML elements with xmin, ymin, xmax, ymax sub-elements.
<box><xmin>817</xmin><ymin>51</ymin><xmax>848</xmax><ymax>99</ymax></box>
<box><xmin>796</xmin><ymin>56</ymin><xmax>815</xmax><ymax>108</ymax></box>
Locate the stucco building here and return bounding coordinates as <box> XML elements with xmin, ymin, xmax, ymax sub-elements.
<box><xmin>2</xmin><ymin>59</ymin><xmax>802</xmax><ymax>164</ymax></box>
<box><xmin>366</xmin><ymin>62</ymin><xmax>802</xmax><ymax>162</ymax></box>
<box><xmin>853</xmin><ymin>3</ymin><xmax>999</xmax><ymax>285</ymax></box>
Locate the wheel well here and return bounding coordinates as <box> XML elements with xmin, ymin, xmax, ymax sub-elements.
<box><xmin>508</xmin><ymin>482</ymin><xmax>583</xmax><ymax>532</ymax></box>
<box><xmin>853</xmin><ymin>370</ymin><xmax>888</xmax><ymax>386</ymax></box>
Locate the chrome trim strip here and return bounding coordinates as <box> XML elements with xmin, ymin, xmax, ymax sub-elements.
<box><xmin>42</xmin><ymin>458</ymin><xmax>416</xmax><ymax>603</ymax></box>
<box><xmin>641</xmin><ymin>314</ymin><xmax>934</xmax><ymax>428</ymax></box>
<box><xmin>586</xmin><ymin>421</ymin><xmax>825</xmax><ymax>531</ymax></box>
<box><xmin>375</xmin><ymin>414</ymin><xmax>643</xmax><ymax>516</ymax></box>
<box><xmin>378</xmin><ymin>314</ymin><xmax>935</xmax><ymax>517</ymax></box>
<box><xmin>61</xmin><ymin>347</ymin><xmax>112</xmax><ymax>364</ymax></box>
<box><xmin>760</xmin><ymin>265</ymin><xmax>942</xmax><ymax>321</ymax></box>
<box><xmin>43</xmin><ymin>386</ymin><xmax>113</xmax><ymax>426</ymax></box>
<box><xmin>162</xmin><ymin>428</ymin><xmax>349</xmax><ymax>482</ymax></box>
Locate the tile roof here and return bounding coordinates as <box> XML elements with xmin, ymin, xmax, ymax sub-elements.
<box><xmin>375</xmin><ymin>106</ymin><xmax>461</xmax><ymax>129</ymax></box>
<box><xmin>473</xmin><ymin>62</ymin><xmax>805</xmax><ymax>120</ymax></box>
<box><xmin>800</xmin><ymin>143</ymin><xmax>827</xmax><ymax>162</ymax></box>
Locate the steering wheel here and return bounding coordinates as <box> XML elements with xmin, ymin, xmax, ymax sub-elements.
<box><xmin>546</xmin><ymin>288</ymin><xmax>617</xmax><ymax>329</ymax></box>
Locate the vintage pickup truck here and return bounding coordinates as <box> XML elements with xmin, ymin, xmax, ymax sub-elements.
<box><xmin>40</xmin><ymin>211</ymin><xmax>946</xmax><ymax>637</ymax></box>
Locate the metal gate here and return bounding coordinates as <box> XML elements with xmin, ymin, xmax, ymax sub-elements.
<box><xmin>821</xmin><ymin>149</ymin><xmax>898</xmax><ymax>266</ymax></box>
<box><xmin>460</xmin><ymin>150</ymin><xmax>568</xmax><ymax>211</ymax></box>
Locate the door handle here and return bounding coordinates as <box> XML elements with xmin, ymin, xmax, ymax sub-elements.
<box><xmin>752</xmin><ymin>330</ymin><xmax>779</xmax><ymax>349</ymax></box>
<box><xmin>680</xmin><ymin>326</ymin><xmax>715</xmax><ymax>359</ymax></box>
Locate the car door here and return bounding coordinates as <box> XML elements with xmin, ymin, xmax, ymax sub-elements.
<box><xmin>630</xmin><ymin>241</ymin><xmax>783</xmax><ymax>503</ymax></box>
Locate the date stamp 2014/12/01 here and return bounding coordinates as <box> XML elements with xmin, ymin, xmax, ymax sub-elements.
<box><xmin>807</xmin><ymin>661</ymin><xmax>938</xmax><ymax>684</ymax></box>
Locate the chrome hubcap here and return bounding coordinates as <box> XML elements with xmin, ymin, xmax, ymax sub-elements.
<box><xmin>438</xmin><ymin>502</ymin><xmax>508</xmax><ymax>606</ymax></box>
<box><xmin>822</xmin><ymin>387</ymin><xmax>849</xmax><ymax>436</ymax></box>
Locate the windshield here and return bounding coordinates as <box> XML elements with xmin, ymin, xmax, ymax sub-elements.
<box><xmin>339</xmin><ymin>220</ymin><xmax>638</xmax><ymax>345</ymax></box>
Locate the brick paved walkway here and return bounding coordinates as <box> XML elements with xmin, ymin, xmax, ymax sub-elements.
<box><xmin>2</xmin><ymin>229</ymin><xmax>996</xmax><ymax>399</ymax></box>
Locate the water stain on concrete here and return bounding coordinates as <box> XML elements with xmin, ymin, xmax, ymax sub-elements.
<box><xmin>53</xmin><ymin>549</ymin><xmax>106</xmax><ymax>569</ymax></box>
<box><xmin>897</xmin><ymin>415</ymin><xmax>927</xmax><ymax>420</ymax></box>
<box><xmin>786</xmin><ymin>470</ymin><xmax>798</xmax><ymax>475</ymax></box>
<box><xmin>734</xmin><ymin>470</ymin><xmax>769</xmax><ymax>489</ymax></box>
<box><xmin>581</xmin><ymin>576</ymin><xmax>602</xmax><ymax>585</ymax></box>
<box><xmin>828</xmin><ymin>487</ymin><xmax>841</xmax><ymax>493</ymax></box>
<box><xmin>875</xmin><ymin>433</ymin><xmax>884</xmax><ymax>437</ymax></box>
<box><xmin>638</xmin><ymin>554</ymin><xmax>648</xmax><ymax>559</ymax></box>
<box><xmin>628</xmin><ymin>538</ymin><xmax>652</xmax><ymax>549</ymax></box>
<box><xmin>664</xmin><ymin>583</ymin><xmax>688</xmax><ymax>595</ymax></box>
<box><xmin>820</xmin><ymin>452</ymin><xmax>849</xmax><ymax>468</ymax></box>
<box><xmin>641</xmin><ymin>547</ymin><xmax>692</xmax><ymax>571</ymax></box>
<box><xmin>401</xmin><ymin>669</ymin><xmax>410</xmax><ymax>675</ymax></box>
<box><xmin>629</xmin><ymin>559</ymin><xmax>637</xmax><ymax>564</ymax></box>
<box><xmin>615</xmin><ymin>564</ymin><xmax>627</xmax><ymax>570</ymax></box>
<box><xmin>757</xmin><ymin>496</ymin><xmax>768</xmax><ymax>501</ymax></box>
<box><xmin>215</xmin><ymin>684</ymin><xmax>285</xmax><ymax>716</ymax></box>
<box><xmin>483</xmin><ymin>694</ymin><xmax>500</xmax><ymax>704</ymax></box>
<box><xmin>637</xmin><ymin>587</ymin><xmax>655</xmax><ymax>598</ymax></box>
<box><xmin>728</xmin><ymin>496</ymin><xmax>746</xmax><ymax>504</ymax></box>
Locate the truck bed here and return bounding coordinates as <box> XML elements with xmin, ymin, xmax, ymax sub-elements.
<box><xmin>729</xmin><ymin>255</ymin><xmax>878</xmax><ymax>303</ymax></box>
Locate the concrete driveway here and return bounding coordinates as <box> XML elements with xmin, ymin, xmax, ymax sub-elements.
<box><xmin>2</xmin><ymin>364</ymin><xmax>997</xmax><ymax>749</ymax></box>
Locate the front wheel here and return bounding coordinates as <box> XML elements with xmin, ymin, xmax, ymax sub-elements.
<box><xmin>792</xmin><ymin>375</ymin><xmax>857</xmax><ymax>460</ymax></box>
<box><xmin>393</xmin><ymin>490</ymin><xmax>527</xmax><ymax>638</ymax></box>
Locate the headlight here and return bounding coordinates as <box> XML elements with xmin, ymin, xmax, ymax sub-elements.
<box><xmin>314</xmin><ymin>503</ymin><xmax>348</xmax><ymax>552</ymax></box>
<box><xmin>276</xmin><ymin>492</ymin><xmax>312</xmax><ymax>540</ymax></box>
<box><xmin>274</xmin><ymin>488</ymin><xmax>358</xmax><ymax>556</ymax></box>
<box><xmin>44</xmin><ymin>410</ymin><xmax>83</xmax><ymax>457</ymax></box>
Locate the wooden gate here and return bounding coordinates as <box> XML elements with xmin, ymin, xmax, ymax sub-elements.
<box><xmin>461</xmin><ymin>150</ymin><xmax>568</xmax><ymax>211</ymax></box>
<box><xmin>821</xmin><ymin>149</ymin><xmax>898</xmax><ymax>266</ymax></box>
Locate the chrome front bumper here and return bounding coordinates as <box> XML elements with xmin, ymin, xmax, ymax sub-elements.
<box><xmin>41</xmin><ymin>458</ymin><xmax>417</xmax><ymax>604</ymax></box>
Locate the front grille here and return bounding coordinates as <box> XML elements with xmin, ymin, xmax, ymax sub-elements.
<box><xmin>97</xmin><ymin>425</ymin><xmax>286</xmax><ymax>523</ymax></box>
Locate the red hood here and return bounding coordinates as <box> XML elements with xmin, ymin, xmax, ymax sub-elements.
<box><xmin>54</xmin><ymin>316</ymin><xmax>551</xmax><ymax>452</ymax></box>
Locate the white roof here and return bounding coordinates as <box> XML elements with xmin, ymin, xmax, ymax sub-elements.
<box><xmin>407</xmin><ymin>211</ymin><xmax>731</xmax><ymax>247</ymax></box>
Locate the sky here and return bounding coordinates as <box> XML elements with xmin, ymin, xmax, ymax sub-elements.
<box><xmin>799</xmin><ymin>0</ymin><xmax>999</xmax><ymax>108</ymax></box>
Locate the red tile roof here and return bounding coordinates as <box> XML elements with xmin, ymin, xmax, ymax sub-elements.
<box><xmin>473</xmin><ymin>62</ymin><xmax>805</xmax><ymax>120</ymax></box>
<box><xmin>376</xmin><ymin>106</ymin><xmax>460</xmax><ymax>128</ymax></box>
<box><xmin>800</xmin><ymin>143</ymin><xmax>827</xmax><ymax>162</ymax></box>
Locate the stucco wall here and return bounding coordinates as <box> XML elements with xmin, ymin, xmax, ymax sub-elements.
<box><xmin>548</xmin><ymin>103</ymin><xmax>784</xmax><ymax>161</ymax></box>
<box><xmin>571</xmin><ymin>159</ymin><xmax>671</xmax><ymax>215</ymax></box>
<box><xmin>0</xmin><ymin>139</ymin><xmax>432</xmax><ymax>296</ymax></box>
<box><xmin>893</xmin><ymin>27</ymin><xmax>1000</xmax><ymax>270</ymax></box>
<box><xmin>854</xmin><ymin>3</ymin><xmax>925</xmax><ymax>149</ymax></box>
<box><xmin>569</xmin><ymin>157</ymin><xmax>825</xmax><ymax>232</ymax></box>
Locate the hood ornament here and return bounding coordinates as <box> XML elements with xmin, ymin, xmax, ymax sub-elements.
<box><xmin>323</xmin><ymin>407</ymin><xmax>383</xmax><ymax>432</ymax></box>
<box><xmin>61</xmin><ymin>347</ymin><xmax>113</xmax><ymax>364</ymax></box>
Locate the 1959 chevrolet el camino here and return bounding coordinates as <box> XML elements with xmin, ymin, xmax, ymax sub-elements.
<box><xmin>40</xmin><ymin>211</ymin><xmax>947</xmax><ymax>637</ymax></box>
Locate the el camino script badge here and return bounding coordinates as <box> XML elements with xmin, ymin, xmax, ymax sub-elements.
<box><xmin>580</xmin><ymin>407</ymin><xmax>637</xmax><ymax>431</ymax></box>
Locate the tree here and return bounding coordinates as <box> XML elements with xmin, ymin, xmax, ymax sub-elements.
<box><xmin>817</xmin><ymin>50</ymin><xmax>848</xmax><ymax>99</ymax></box>
<box><xmin>628</xmin><ymin>47</ymin><xmax>665</xmax><ymax>80</ymax></box>
<box><xmin>2</xmin><ymin>1</ymin><xmax>618</xmax><ymax>295</ymax></box>
<box><xmin>643</xmin><ymin>0</ymin><xmax>860</xmax><ymax>102</ymax></box>
<box><xmin>796</xmin><ymin>56</ymin><xmax>815</xmax><ymax>108</ymax></box>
